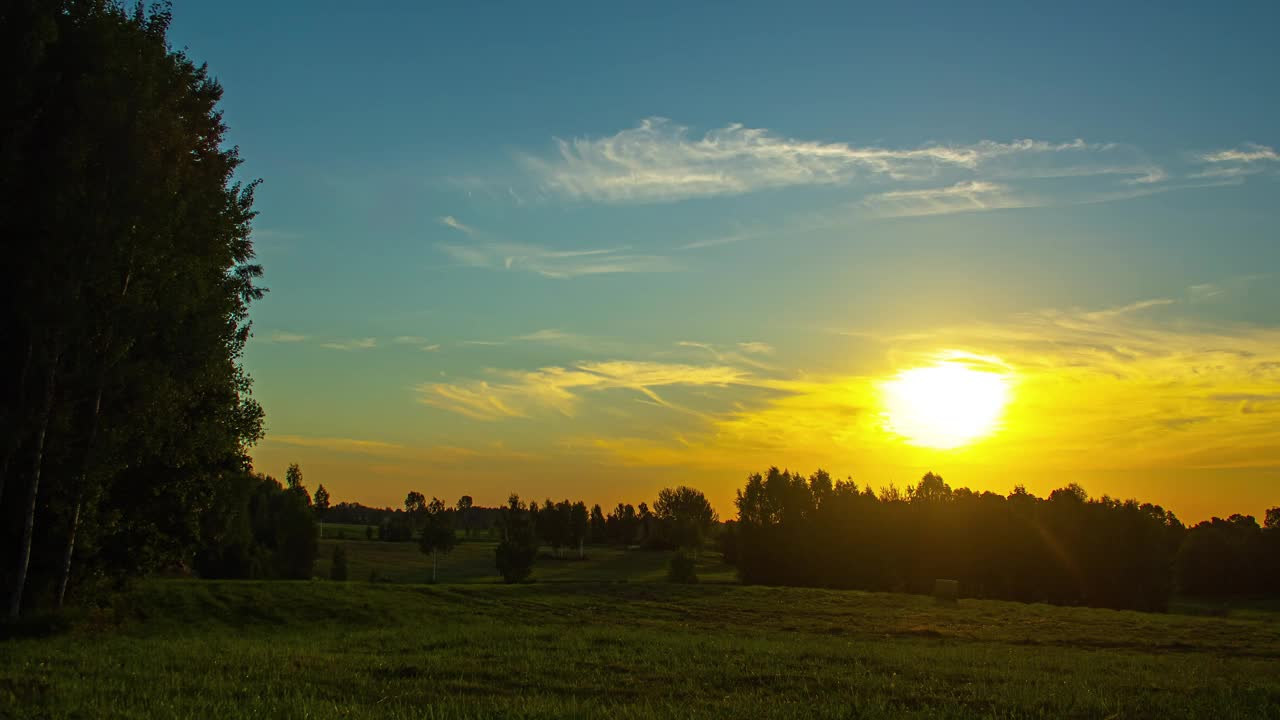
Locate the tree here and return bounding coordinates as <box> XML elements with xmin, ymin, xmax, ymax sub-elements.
<box><xmin>330</xmin><ymin>545</ymin><xmax>348</xmax><ymax>581</ymax></box>
<box><xmin>569</xmin><ymin>501</ymin><xmax>589</xmax><ymax>559</ymax></box>
<box><xmin>285</xmin><ymin>464</ymin><xmax>303</xmax><ymax>490</ymax></box>
<box><xmin>495</xmin><ymin>494</ymin><xmax>537</xmax><ymax>583</ymax></box>
<box><xmin>275</xmin><ymin>479</ymin><xmax>318</xmax><ymax>579</ymax></box>
<box><xmin>638</xmin><ymin>502</ymin><xmax>653</xmax><ymax>543</ymax></box>
<box><xmin>404</xmin><ymin>491</ymin><xmax>426</xmax><ymax>535</ymax></box>
<box><xmin>456</xmin><ymin>495</ymin><xmax>473</xmax><ymax>538</ymax></box>
<box><xmin>2</xmin><ymin>1</ymin><xmax>267</xmax><ymax>616</ymax></box>
<box><xmin>537</xmin><ymin>497</ymin><xmax>565</xmax><ymax>557</ymax></box>
<box><xmin>589</xmin><ymin>504</ymin><xmax>606</xmax><ymax>544</ymax></box>
<box><xmin>606</xmin><ymin>503</ymin><xmax>639</xmax><ymax>546</ymax></box>
<box><xmin>654</xmin><ymin>486</ymin><xmax>718</xmax><ymax>558</ymax></box>
<box><xmin>911</xmin><ymin>472</ymin><xmax>952</xmax><ymax>503</ymax></box>
<box><xmin>419</xmin><ymin>497</ymin><xmax>457</xmax><ymax>583</ymax></box>
<box><xmin>313</xmin><ymin>484</ymin><xmax>330</xmax><ymax>537</ymax></box>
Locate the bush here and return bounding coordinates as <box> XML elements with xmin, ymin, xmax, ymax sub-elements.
<box><xmin>496</xmin><ymin>537</ymin><xmax>537</xmax><ymax>584</ymax></box>
<box><xmin>667</xmin><ymin>552</ymin><xmax>698</xmax><ymax>584</ymax></box>
<box><xmin>330</xmin><ymin>545</ymin><xmax>348</xmax><ymax>581</ymax></box>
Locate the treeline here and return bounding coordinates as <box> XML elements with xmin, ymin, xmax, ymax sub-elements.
<box><xmin>1177</xmin><ymin>511</ymin><xmax>1280</xmax><ymax>598</ymax></box>
<box><xmin>490</xmin><ymin>487</ymin><xmax>717</xmax><ymax>582</ymax></box>
<box><xmin>726</xmin><ymin>468</ymin><xmax>1280</xmax><ymax>611</ymax></box>
<box><xmin>343</xmin><ymin>488</ymin><xmax>719</xmax><ymax>556</ymax></box>
<box><xmin>2</xmin><ymin>3</ymin><xmax>267</xmax><ymax>617</ymax></box>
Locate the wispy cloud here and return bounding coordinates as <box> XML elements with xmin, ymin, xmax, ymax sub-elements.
<box><xmin>320</xmin><ymin>337</ymin><xmax>377</xmax><ymax>351</ymax></box>
<box><xmin>440</xmin><ymin>215</ymin><xmax>476</xmax><ymax>235</ymax></box>
<box><xmin>523</xmin><ymin>117</ymin><xmax>1120</xmax><ymax>204</ymax></box>
<box><xmin>1190</xmin><ymin>143</ymin><xmax>1278</xmax><ymax>180</ymax></box>
<box><xmin>268</xmin><ymin>331</ymin><xmax>307</xmax><ymax>343</ymax></box>
<box><xmin>511</xmin><ymin>118</ymin><xmax>1273</xmax><ymax>225</ymax></box>
<box><xmin>267</xmin><ymin>434</ymin><xmax>483</xmax><ymax>464</ymax></box>
<box><xmin>417</xmin><ymin>360</ymin><xmax>753</xmax><ymax>421</ymax></box>
<box><xmin>391</xmin><ymin>335</ymin><xmax>441</xmax><ymax>352</ymax></box>
<box><xmin>1200</xmin><ymin>143</ymin><xmax>1278</xmax><ymax>164</ymax></box>
<box><xmin>680</xmin><ymin>233</ymin><xmax>751</xmax><ymax>251</ymax></box>
<box><xmin>677</xmin><ymin>340</ymin><xmax>777</xmax><ymax>371</ymax></box>
<box><xmin>270</xmin><ymin>435</ymin><xmax>410</xmax><ymax>455</ymax></box>
<box><xmin>438</xmin><ymin>239</ymin><xmax>679</xmax><ymax>279</ymax></box>
<box><xmin>437</xmin><ymin>212</ymin><xmax>678</xmax><ymax>278</ymax></box>
<box><xmin>518</xmin><ymin>329</ymin><xmax>572</xmax><ymax>342</ymax></box>
<box><xmin>863</xmin><ymin>181</ymin><xmax>1026</xmax><ymax>217</ymax></box>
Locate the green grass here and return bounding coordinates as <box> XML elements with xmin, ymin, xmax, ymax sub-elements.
<box><xmin>3</xmin><ymin>578</ymin><xmax>1278</xmax><ymax>719</ymax></box>
<box><xmin>316</xmin><ymin>538</ymin><xmax>738</xmax><ymax>585</ymax></box>
<box><xmin>319</xmin><ymin>522</ymin><xmax>374</xmax><ymax>540</ymax></box>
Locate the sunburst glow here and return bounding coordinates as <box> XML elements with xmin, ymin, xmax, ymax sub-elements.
<box><xmin>880</xmin><ymin>360</ymin><xmax>1012</xmax><ymax>449</ymax></box>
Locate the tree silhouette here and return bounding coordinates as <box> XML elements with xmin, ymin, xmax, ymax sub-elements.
<box><xmin>570</xmin><ymin>501</ymin><xmax>589</xmax><ymax>559</ymax></box>
<box><xmin>589</xmin><ymin>504</ymin><xmax>606</xmax><ymax>544</ymax></box>
<box><xmin>313</xmin><ymin>484</ymin><xmax>330</xmax><ymax>537</ymax></box>
<box><xmin>495</xmin><ymin>494</ymin><xmax>537</xmax><ymax>583</ymax></box>
<box><xmin>2</xmin><ymin>1</ymin><xmax>265</xmax><ymax>616</ymax></box>
<box><xmin>654</xmin><ymin>486</ymin><xmax>718</xmax><ymax>558</ymax></box>
<box><xmin>330</xmin><ymin>544</ymin><xmax>348</xmax><ymax>581</ymax></box>
<box><xmin>730</xmin><ymin>468</ymin><xmax>1188</xmax><ymax>610</ymax></box>
<box><xmin>419</xmin><ymin>497</ymin><xmax>457</xmax><ymax>583</ymax></box>
<box><xmin>456</xmin><ymin>495</ymin><xmax>473</xmax><ymax>538</ymax></box>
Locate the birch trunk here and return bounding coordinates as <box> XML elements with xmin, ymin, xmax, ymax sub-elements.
<box><xmin>10</xmin><ymin>363</ymin><xmax>56</xmax><ymax>618</ymax></box>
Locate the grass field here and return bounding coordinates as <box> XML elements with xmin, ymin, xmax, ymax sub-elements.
<box><xmin>315</xmin><ymin>538</ymin><xmax>739</xmax><ymax>585</ymax></box>
<box><xmin>2</xmin><ymin>565</ymin><xmax>1278</xmax><ymax>719</ymax></box>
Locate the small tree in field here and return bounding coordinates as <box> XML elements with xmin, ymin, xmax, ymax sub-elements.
<box><xmin>330</xmin><ymin>545</ymin><xmax>348</xmax><ymax>581</ymax></box>
<box><xmin>667</xmin><ymin>552</ymin><xmax>698</xmax><ymax>583</ymax></box>
<box><xmin>313</xmin><ymin>484</ymin><xmax>330</xmax><ymax>537</ymax></box>
<box><xmin>655</xmin><ymin>486</ymin><xmax>718</xmax><ymax>559</ymax></box>
<box><xmin>404</xmin><ymin>491</ymin><xmax>426</xmax><ymax>535</ymax></box>
<box><xmin>456</xmin><ymin>495</ymin><xmax>474</xmax><ymax>538</ymax></box>
<box><xmin>419</xmin><ymin>497</ymin><xmax>458</xmax><ymax>583</ymax></box>
<box><xmin>496</xmin><ymin>494</ymin><xmax>537</xmax><ymax>583</ymax></box>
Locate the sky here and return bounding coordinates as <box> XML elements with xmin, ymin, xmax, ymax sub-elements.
<box><xmin>169</xmin><ymin>1</ymin><xmax>1279</xmax><ymax>523</ymax></box>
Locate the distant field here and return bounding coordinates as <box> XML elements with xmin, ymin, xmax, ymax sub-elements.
<box><xmin>319</xmin><ymin>522</ymin><xmax>374</xmax><ymax>540</ymax></box>
<box><xmin>315</xmin><ymin>538</ymin><xmax>739</xmax><ymax>585</ymax></box>
<box><xmin>3</xmin><ymin>578</ymin><xmax>1278</xmax><ymax>718</ymax></box>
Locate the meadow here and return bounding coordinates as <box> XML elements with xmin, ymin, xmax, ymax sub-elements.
<box><xmin>314</xmin><ymin>536</ymin><xmax>739</xmax><ymax>585</ymax></box>
<box><xmin>2</xmin><ymin>541</ymin><xmax>1278</xmax><ymax>719</ymax></box>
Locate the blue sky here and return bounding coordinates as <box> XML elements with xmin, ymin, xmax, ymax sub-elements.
<box><xmin>170</xmin><ymin>1</ymin><xmax>1279</xmax><ymax>521</ymax></box>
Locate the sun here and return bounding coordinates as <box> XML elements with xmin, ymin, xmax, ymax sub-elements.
<box><xmin>879</xmin><ymin>360</ymin><xmax>1012</xmax><ymax>449</ymax></box>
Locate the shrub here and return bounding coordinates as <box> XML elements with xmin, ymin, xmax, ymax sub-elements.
<box><xmin>668</xmin><ymin>552</ymin><xmax>698</xmax><ymax>584</ymax></box>
<box><xmin>330</xmin><ymin>545</ymin><xmax>348</xmax><ymax>581</ymax></box>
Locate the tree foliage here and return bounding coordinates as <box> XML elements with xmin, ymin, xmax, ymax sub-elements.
<box><xmin>418</xmin><ymin>496</ymin><xmax>458</xmax><ymax>582</ymax></box>
<box><xmin>2</xmin><ymin>0</ymin><xmax>266</xmax><ymax>614</ymax></box>
<box><xmin>193</xmin><ymin>470</ymin><xmax>316</xmax><ymax>580</ymax></box>
<box><xmin>495</xmin><ymin>494</ymin><xmax>537</xmax><ymax>583</ymax></box>
<box><xmin>653</xmin><ymin>486</ymin><xmax>718</xmax><ymax>554</ymax></box>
